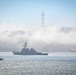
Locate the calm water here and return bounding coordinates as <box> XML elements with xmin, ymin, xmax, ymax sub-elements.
<box><xmin>0</xmin><ymin>55</ymin><xmax>76</xmax><ymax>75</ymax></box>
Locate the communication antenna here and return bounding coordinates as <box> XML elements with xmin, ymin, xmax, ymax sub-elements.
<box><xmin>42</xmin><ymin>11</ymin><xmax>45</xmax><ymax>27</ymax></box>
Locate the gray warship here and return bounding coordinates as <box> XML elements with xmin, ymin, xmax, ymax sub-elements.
<box><xmin>13</xmin><ymin>42</ymin><xmax>48</xmax><ymax>55</ymax></box>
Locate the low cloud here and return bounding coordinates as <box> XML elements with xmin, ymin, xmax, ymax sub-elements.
<box><xmin>0</xmin><ymin>23</ymin><xmax>76</xmax><ymax>52</ymax></box>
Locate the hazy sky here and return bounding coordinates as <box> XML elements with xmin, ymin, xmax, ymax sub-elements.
<box><xmin>0</xmin><ymin>0</ymin><xmax>76</xmax><ymax>28</ymax></box>
<box><xmin>0</xmin><ymin>0</ymin><xmax>76</xmax><ymax>52</ymax></box>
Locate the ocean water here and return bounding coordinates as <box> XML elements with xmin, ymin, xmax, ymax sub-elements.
<box><xmin>0</xmin><ymin>55</ymin><xmax>76</xmax><ymax>75</ymax></box>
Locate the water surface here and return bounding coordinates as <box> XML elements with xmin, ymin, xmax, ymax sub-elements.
<box><xmin>0</xmin><ymin>55</ymin><xmax>76</xmax><ymax>75</ymax></box>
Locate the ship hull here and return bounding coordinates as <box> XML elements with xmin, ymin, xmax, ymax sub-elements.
<box><xmin>13</xmin><ymin>51</ymin><xmax>48</xmax><ymax>55</ymax></box>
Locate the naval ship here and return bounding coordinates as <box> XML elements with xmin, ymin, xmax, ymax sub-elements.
<box><xmin>13</xmin><ymin>42</ymin><xmax>48</xmax><ymax>55</ymax></box>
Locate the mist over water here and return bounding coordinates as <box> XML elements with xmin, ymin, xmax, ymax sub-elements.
<box><xmin>0</xmin><ymin>24</ymin><xmax>76</xmax><ymax>52</ymax></box>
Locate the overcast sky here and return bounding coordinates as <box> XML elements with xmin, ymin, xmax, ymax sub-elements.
<box><xmin>0</xmin><ymin>0</ymin><xmax>76</xmax><ymax>52</ymax></box>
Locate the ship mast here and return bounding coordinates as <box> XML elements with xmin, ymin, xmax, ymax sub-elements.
<box><xmin>23</xmin><ymin>42</ymin><xmax>27</xmax><ymax>49</ymax></box>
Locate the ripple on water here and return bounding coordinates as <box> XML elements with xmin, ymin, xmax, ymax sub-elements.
<box><xmin>0</xmin><ymin>60</ymin><xmax>76</xmax><ymax>75</ymax></box>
